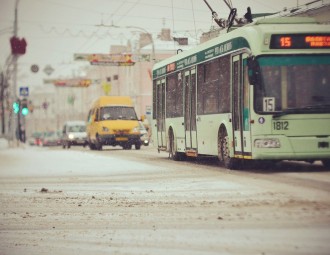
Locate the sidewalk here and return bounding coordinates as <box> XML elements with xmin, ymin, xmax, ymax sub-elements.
<box><xmin>0</xmin><ymin>138</ymin><xmax>25</xmax><ymax>149</ymax></box>
<box><xmin>0</xmin><ymin>138</ymin><xmax>8</xmax><ymax>149</ymax></box>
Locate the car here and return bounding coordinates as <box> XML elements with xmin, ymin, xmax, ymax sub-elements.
<box><xmin>61</xmin><ymin>121</ymin><xmax>88</xmax><ymax>149</ymax></box>
<box><xmin>28</xmin><ymin>132</ymin><xmax>42</xmax><ymax>146</ymax></box>
<box><xmin>139</xmin><ymin>121</ymin><xmax>149</xmax><ymax>146</ymax></box>
<box><xmin>86</xmin><ymin>96</ymin><xmax>142</xmax><ymax>150</ymax></box>
<box><xmin>39</xmin><ymin>131</ymin><xmax>62</xmax><ymax>147</ymax></box>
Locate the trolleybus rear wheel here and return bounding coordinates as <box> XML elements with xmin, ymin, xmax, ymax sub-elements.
<box><xmin>218</xmin><ymin>128</ymin><xmax>240</xmax><ymax>169</ymax></box>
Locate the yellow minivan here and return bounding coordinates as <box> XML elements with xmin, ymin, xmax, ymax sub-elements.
<box><xmin>86</xmin><ymin>96</ymin><xmax>142</xmax><ymax>150</ymax></box>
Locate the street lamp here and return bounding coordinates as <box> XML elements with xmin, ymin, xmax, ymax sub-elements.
<box><xmin>95</xmin><ymin>23</ymin><xmax>155</xmax><ymax>62</ymax></box>
<box><xmin>124</xmin><ymin>25</ymin><xmax>155</xmax><ymax>62</ymax></box>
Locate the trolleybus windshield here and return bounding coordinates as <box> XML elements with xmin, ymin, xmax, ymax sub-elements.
<box><xmin>254</xmin><ymin>55</ymin><xmax>330</xmax><ymax>114</ymax></box>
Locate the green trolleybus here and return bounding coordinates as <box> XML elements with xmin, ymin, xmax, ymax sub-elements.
<box><xmin>152</xmin><ymin>17</ymin><xmax>330</xmax><ymax>169</ymax></box>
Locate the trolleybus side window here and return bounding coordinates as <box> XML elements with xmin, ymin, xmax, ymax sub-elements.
<box><xmin>166</xmin><ymin>74</ymin><xmax>176</xmax><ymax>118</ymax></box>
<box><xmin>156</xmin><ymin>80</ymin><xmax>165</xmax><ymax>131</ymax></box>
<box><xmin>197</xmin><ymin>55</ymin><xmax>230</xmax><ymax>115</ymax></box>
<box><xmin>205</xmin><ymin>59</ymin><xmax>219</xmax><ymax>114</ymax></box>
<box><xmin>197</xmin><ymin>61</ymin><xmax>217</xmax><ymax>114</ymax></box>
<box><xmin>197</xmin><ymin>64</ymin><xmax>204</xmax><ymax>114</ymax></box>
<box><xmin>219</xmin><ymin>55</ymin><xmax>231</xmax><ymax>113</ymax></box>
<box><xmin>166</xmin><ymin>72</ymin><xmax>183</xmax><ymax>118</ymax></box>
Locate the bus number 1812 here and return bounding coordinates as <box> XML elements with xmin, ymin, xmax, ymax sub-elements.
<box><xmin>273</xmin><ymin>121</ymin><xmax>289</xmax><ymax>130</ymax></box>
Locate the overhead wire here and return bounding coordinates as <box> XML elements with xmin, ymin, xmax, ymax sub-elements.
<box><xmin>103</xmin><ymin>1</ymin><xmax>127</xmax><ymax>25</ymax></box>
<box><xmin>171</xmin><ymin>0</ymin><xmax>176</xmax><ymax>49</ymax></box>
<box><xmin>12</xmin><ymin>0</ymin><xmax>224</xmax><ymax>63</ymax></box>
<box><xmin>111</xmin><ymin>0</ymin><xmax>142</xmax><ymax>26</ymax></box>
<box><xmin>190</xmin><ymin>0</ymin><xmax>198</xmax><ymax>43</ymax></box>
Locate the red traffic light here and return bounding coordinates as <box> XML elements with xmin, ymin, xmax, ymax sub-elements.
<box><xmin>10</xmin><ymin>36</ymin><xmax>27</xmax><ymax>55</ymax></box>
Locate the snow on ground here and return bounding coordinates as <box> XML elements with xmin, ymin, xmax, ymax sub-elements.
<box><xmin>0</xmin><ymin>139</ymin><xmax>161</xmax><ymax>178</ymax></box>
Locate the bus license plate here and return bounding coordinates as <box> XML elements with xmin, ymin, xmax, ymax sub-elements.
<box><xmin>116</xmin><ymin>137</ymin><xmax>128</xmax><ymax>141</ymax></box>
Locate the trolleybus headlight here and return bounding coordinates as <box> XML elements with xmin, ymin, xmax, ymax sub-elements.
<box><xmin>102</xmin><ymin>126</ymin><xmax>109</xmax><ymax>132</ymax></box>
<box><xmin>254</xmin><ymin>138</ymin><xmax>280</xmax><ymax>148</ymax></box>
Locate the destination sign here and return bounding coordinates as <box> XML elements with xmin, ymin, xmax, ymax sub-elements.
<box><xmin>270</xmin><ymin>34</ymin><xmax>330</xmax><ymax>49</ymax></box>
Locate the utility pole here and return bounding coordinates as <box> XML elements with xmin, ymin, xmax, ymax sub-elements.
<box><xmin>0</xmin><ymin>72</ymin><xmax>5</xmax><ymax>134</ymax></box>
<box><xmin>10</xmin><ymin>0</ymin><xmax>20</xmax><ymax>145</ymax></box>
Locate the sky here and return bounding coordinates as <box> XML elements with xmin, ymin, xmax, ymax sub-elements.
<box><xmin>0</xmin><ymin>0</ymin><xmax>316</xmax><ymax>92</ymax></box>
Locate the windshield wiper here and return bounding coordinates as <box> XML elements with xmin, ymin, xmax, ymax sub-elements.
<box><xmin>273</xmin><ymin>109</ymin><xmax>298</xmax><ymax>118</ymax></box>
<box><xmin>302</xmin><ymin>104</ymin><xmax>330</xmax><ymax>110</ymax></box>
<box><xmin>273</xmin><ymin>105</ymin><xmax>330</xmax><ymax>118</ymax></box>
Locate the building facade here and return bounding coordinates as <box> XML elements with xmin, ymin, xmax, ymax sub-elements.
<box><xmin>24</xmin><ymin>28</ymin><xmax>196</xmax><ymax>136</ymax></box>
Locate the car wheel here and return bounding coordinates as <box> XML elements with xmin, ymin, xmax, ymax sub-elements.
<box><xmin>95</xmin><ymin>135</ymin><xmax>102</xmax><ymax>150</ymax></box>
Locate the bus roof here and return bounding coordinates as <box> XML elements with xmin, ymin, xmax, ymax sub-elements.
<box><xmin>152</xmin><ymin>17</ymin><xmax>330</xmax><ymax>76</ymax></box>
<box><xmin>254</xmin><ymin>17</ymin><xmax>317</xmax><ymax>25</ymax></box>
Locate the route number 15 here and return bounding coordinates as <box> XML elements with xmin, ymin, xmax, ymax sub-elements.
<box><xmin>263</xmin><ymin>97</ymin><xmax>275</xmax><ymax>112</ymax></box>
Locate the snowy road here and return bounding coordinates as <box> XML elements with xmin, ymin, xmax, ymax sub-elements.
<box><xmin>0</xmin><ymin>141</ymin><xmax>330</xmax><ymax>255</ymax></box>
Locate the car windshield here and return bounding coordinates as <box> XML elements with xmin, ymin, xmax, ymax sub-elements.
<box><xmin>100</xmin><ymin>106</ymin><xmax>138</xmax><ymax>120</ymax></box>
<box><xmin>254</xmin><ymin>55</ymin><xmax>330</xmax><ymax>115</ymax></box>
<box><xmin>68</xmin><ymin>125</ymin><xmax>86</xmax><ymax>132</ymax></box>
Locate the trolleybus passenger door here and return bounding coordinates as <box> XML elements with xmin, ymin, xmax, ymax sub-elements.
<box><xmin>232</xmin><ymin>54</ymin><xmax>252</xmax><ymax>159</ymax></box>
<box><xmin>242</xmin><ymin>55</ymin><xmax>252</xmax><ymax>158</ymax></box>
<box><xmin>156</xmin><ymin>79</ymin><xmax>166</xmax><ymax>149</ymax></box>
<box><xmin>184</xmin><ymin>69</ymin><xmax>197</xmax><ymax>152</ymax></box>
<box><xmin>232</xmin><ymin>55</ymin><xmax>243</xmax><ymax>158</ymax></box>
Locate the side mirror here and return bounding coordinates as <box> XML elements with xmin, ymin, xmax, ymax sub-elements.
<box><xmin>247</xmin><ymin>56</ymin><xmax>259</xmax><ymax>85</ymax></box>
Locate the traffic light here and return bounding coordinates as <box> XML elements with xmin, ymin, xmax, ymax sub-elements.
<box><xmin>21</xmin><ymin>99</ymin><xmax>29</xmax><ymax>116</ymax></box>
<box><xmin>10</xmin><ymin>36</ymin><xmax>27</xmax><ymax>55</ymax></box>
<box><xmin>13</xmin><ymin>101</ymin><xmax>20</xmax><ymax>114</ymax></box>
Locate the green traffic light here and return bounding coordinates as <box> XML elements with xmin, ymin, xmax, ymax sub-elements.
<box><xmin>21</xmin><ymin>107</ymin><xmax>29</xmax><ymax>115</ymax></box>
<box><xmin>13</xmin><ymin>102</ymin><xmax>20</xmax><ymax>114</ymax></box>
